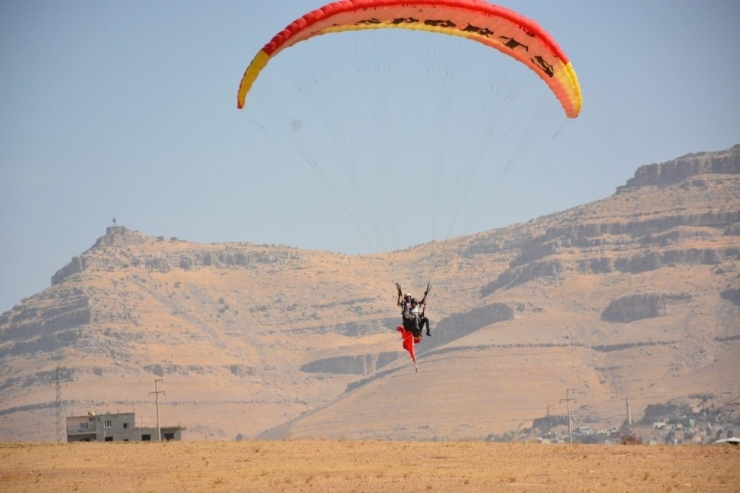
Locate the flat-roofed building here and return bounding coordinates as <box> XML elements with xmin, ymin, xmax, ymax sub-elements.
<box><xmin>66</xmin><ymin>412</ymin><xmax>185</xmax><ymax>442</ymax></box>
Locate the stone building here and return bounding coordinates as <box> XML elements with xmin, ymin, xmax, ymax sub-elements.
<box><xmin>66</xmin><ymin>412</ymin><xmax>185</xmax><ymax>442</ymax></box>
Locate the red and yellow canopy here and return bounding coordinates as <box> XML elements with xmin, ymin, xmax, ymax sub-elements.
<box><xmin>237</xmin><ymin>0</ymin><xmax>581</xmax><ymax>118</ymax></box>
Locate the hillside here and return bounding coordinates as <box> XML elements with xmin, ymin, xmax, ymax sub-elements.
<box><xmin>1</xmin><ymin>145</ymin><xmax>739</xmax><ymax>442</ymax></box>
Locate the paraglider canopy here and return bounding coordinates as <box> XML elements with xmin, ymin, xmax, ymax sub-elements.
<box><xmin>237</xmin><ymin>0</ymin><xmax>582</xmax><ymax>118</ymax></box>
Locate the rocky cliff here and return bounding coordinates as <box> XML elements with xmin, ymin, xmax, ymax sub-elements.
<box><xmin>618</xmin><ymin>144</ymin><xmax>740</xmax><ymax>190</ymax></box>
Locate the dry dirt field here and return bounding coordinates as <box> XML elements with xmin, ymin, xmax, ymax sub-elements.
<box><xmin>1</xmin><ymin>441</ymin><xmax>738</xmax><ymax>492</ymax></box>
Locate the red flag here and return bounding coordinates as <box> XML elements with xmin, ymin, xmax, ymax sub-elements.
<box><xmin>397</xmin><ymin>326</ymin><xmax>418</xmax><ymax>369</ymax></box>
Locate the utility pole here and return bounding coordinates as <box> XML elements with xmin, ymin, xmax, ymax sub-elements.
<box><xmin>626</xmin><ymin>397</ymin><xmax>632</xmax><ymax>426</ymax></box>
<box><xmin>560</xmin><ymin>389</ymin><xmax>577</xmax><ymax>444</ymax></box>
<box><xmin>149</xmin><ymin>379</ymin><xmax>165</xmax><ymax>441</ymax></box>
<box><xmin>52</xmin><ymin>366</ymin><xmax>72</xmax><ymax>443</ymax></box>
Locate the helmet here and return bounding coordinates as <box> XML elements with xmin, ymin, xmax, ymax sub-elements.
<box><xmin>404</xmin><ymin>293</ymin><xmax>411</xmax><ymax>299</ymax></box>
<box><xmin>410</xmin><ymin>298</ymin><xmax>418</xmax><ymax>304</ymax></box>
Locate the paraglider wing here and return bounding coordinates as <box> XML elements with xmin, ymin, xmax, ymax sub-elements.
<box><xmin>237</xmin><ymin>0</ymin><xmax>582</xmax><ymax>118</ymax></box>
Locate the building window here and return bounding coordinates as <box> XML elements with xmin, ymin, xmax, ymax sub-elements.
<box><xmin>123</xmin><ymin>423</ymin><xmax>129</xmax><ymax>429</ymax></box>
<box><xmin>79</xmin><ymin>423</ymin><xmax>89</xmax><ymax>430</ymax></box>
<box><xmin>104</xmin><ymin>420</ymin><xmax>112</xmax><ymax>428</ymax></box>
<box><xmin>164</xmin><ymin>433</ymin><xmax>175</xmax><ymax>441</ymax></box>
<box><xmin>141</xmin><ymin>434</ymin><xmax>151</xmax><ymax>441</ymax></box>
<box><xmin>105</xmin><ymin>436</ymin><xmax>113</xmax><ymax>442</ymax></box>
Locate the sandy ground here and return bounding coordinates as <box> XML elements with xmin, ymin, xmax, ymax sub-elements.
<box><xmin>1</xmin><ymin>440</ymin><xmax>738</xmax><ymax>492</ymax></box>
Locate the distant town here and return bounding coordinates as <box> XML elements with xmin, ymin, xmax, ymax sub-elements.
<box><xmin>504</xmin><ymin>397</ymin><xmax>738</xmax><ymax>445</ymax></box>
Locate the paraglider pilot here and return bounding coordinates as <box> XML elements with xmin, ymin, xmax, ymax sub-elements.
<box><xmin>396</xmin><ymin>283</ymin><xmax>431</xmax><ymax>338</ymax></box>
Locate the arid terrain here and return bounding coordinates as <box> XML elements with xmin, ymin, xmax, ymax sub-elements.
<box><xmin>1</xmin><ymin>441</ymin><xmax>738</xmax><ymax>492</ymax></box>
<box><xmin>0</xmin><ymin>145</ymin><xmax>739</xmax><ymax>442</ymax></box>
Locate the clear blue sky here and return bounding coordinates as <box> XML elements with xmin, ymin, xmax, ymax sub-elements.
<box><xmin>1</xmin><ymin>1</ymin><xmax>739</xmax><ymax>313</ymax></box>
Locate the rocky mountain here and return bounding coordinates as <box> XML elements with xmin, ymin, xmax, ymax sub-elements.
<box><xmin>1</xmin><ymin>145</ymin><xmax>738</xmax><ymax>442</ymax></box>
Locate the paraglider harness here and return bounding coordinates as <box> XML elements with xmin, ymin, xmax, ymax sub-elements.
<box><xmin>396</xmin><ymin>282</ymin><xmax>431</xmax><ymax>339</ymax></box>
